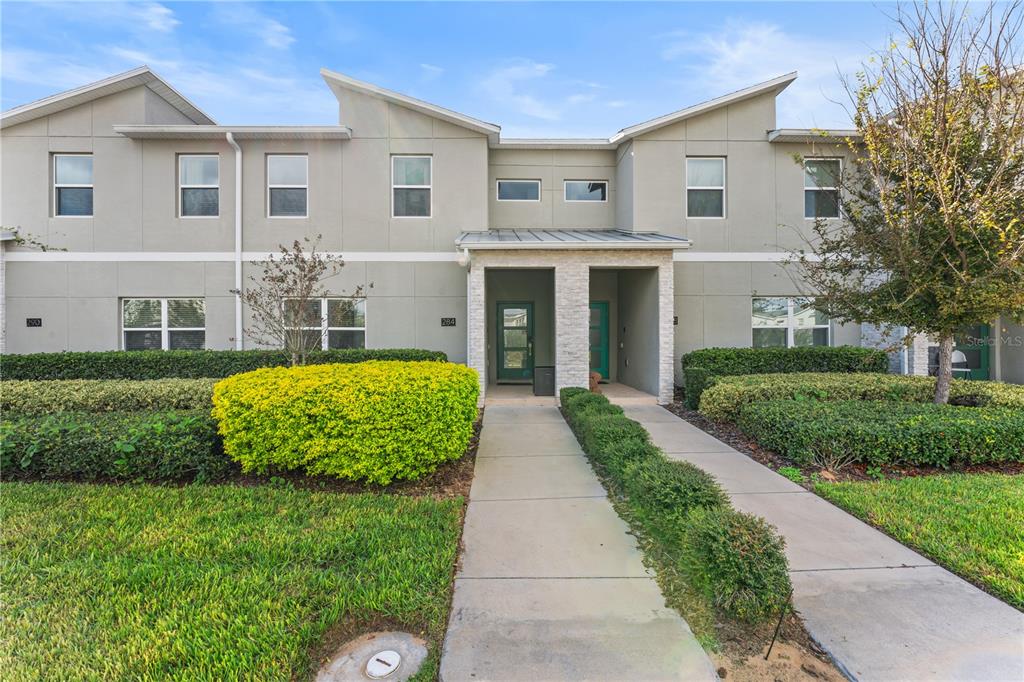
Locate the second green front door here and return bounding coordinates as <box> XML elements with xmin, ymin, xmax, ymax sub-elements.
<box><xmin>497</xmin><ymin>302</ymin><xmax>533</xmax><ymax>381</ymax></box>
<box><xmin>589</xmin><ymin>301</ymin><xmax>610</xmax><ymax>381</ymax></box>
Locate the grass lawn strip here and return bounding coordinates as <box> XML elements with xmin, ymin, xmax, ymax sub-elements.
<box><xmin>1</xmin><ymin>482</ymin><xmax>463</xmax><ymax>681</ymax></box>
<box><xmin>816</xmin><ymin>474</ymin><xmax>1023</xmax><ymax>610</ymax></box>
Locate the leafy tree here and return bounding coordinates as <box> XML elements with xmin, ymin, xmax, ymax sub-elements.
<box><xmin>795</xmin><ymin>1</ymin><xmax>1024</xmax><ymax>403</ymax></box>
<box><xmin>233</xmin><ymin>237</ymin><xmax>361</xmax><ymax>366</ymax></box>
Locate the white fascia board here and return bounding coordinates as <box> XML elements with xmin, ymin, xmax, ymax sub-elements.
<box><xmin>609</xmin><ymin>72</ymin><xmax>798</xmax><ymax>144</ymax></box>
<box><xmin>113</xmin><ymin>125</ymin><xmax>352</xmax><ymax>140</ymax></box>
<box><xmin>673</xmin><ymin>251</ymin><xmax>821</xmax><ymax>262</ymax></box>
<box><xmin>1</xmin><ymin>66</ymin><xmax>214</xmax><ymax>129</ymax></box>
<box><xmin>492</xmin><ymin>138</ymin><xmax>617</xmax><ymax>150</ymax></box>
<box><xmin>320</xmin><ymin>68</ymin><xmax>500</xmax><ymax>141</ymax></box>
<box><xmin>457</xmin><ymin>241</ymin><xmax>691</xmax><ymax>251</ymax></box>
<box><xmin>3</xmin><ymin>251</ymin><xmax>460</xmax><ymax>262</ymax></box>
<box><xmin>768</xmin><ymin>128</ymin><xmax>861</xmax><ymax>143</ymax></box>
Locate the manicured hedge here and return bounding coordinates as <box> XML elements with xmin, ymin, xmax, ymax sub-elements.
<box><xmin>2</xmin><ymin>378</ymin><xmax>217</xmax><ymax>415</ymax></box>
<box><xmin>699</xmin><ymin>372</ymin><xmax>1024</xmax><ymax>422</ymax></box>
<box><xmin>559</xmin><ymin>387</ymin><xmax>791</xmax><ymax>624</ymax></box>
<box><xmin>0</xmin><ymin>410</ymin><xmax>230</xmax><ymax>482</ymax></box>
<box><xmin>736</xmin><ymin>399</ymin><xmax>1024</xmax><ymax>468</ymax></box>
<box><xmin>681</xmin><ymin>345</ymin><xmax>888</xmax><ymax>409</ymax></box>
<box><xmin>0</xmin><ymin>348</ymin><xmax>447</xmax><ymax>381</ymax></box>
<box><xmin>212</xmin><ymin>361</ymin><xmax>478</xmax><ymax>484</ymax></box>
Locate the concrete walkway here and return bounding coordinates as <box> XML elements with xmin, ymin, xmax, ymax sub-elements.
<box><xmin>440</xmin><ymin>405</ymin><xmax>717</xmax><ymax>681</ymax></box>
<box><xmin>620</xmin><ymin>404</ymin><xmax>1024</xmax><ymax>682</ymax></box>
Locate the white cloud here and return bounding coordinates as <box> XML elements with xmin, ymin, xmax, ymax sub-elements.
<box><xmin>134</xmin><ymin>2</ymin><xmax>179</xmax><ymax>33</ymax></box>
<box><xmin>211</xmin><ymin>4</ymin><xmax>295</xmax><ymax>49</ymax></box>
<box><xmin>480</xmin><ymin>59</ymin><xmax>560</xmax><ymax>120</ymax></box>
<box><xmin>420</xmin><ymin>63</ymin><xmax>444</xmax><ymax>80</ymax></box>
<box><xmin>660</xmin><ymin>20</ymin><xmax>862</xmax><ymax>128</ymax></box>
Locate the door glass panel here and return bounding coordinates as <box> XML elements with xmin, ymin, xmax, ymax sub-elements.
<box><xmin>589</xmin><ymin>328</ymin><xmax>602</xmax><ymax>346</ymax></box>
<box><xmin>504</xmin><ymin>329</ymin><xmax>527</xmax><ymax>347</ymax></box>
<box><xmin>590</xmin><ymin>307</ymin><xmax>601</xmax><ymax>325</ymax></box>
<box><xmin>503</xmin><ymin>308</ymin><xmax>528</xmax><ymax>327</ymax></box>
<box><xmin>590</xmin><ymin>350</ymin><xmax>602</xmax><ymax>368</ymax></box>
<box><xmin>504</xmin><ymin>350</ymin><xmax>525</xmax><ymax>368</ymax></box>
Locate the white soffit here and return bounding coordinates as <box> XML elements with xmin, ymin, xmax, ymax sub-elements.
<box><xmin>0</xmin><ymin>66</ymin><xmax>215</xmax><ymax>129</ymax></box>
<box><xmin>768</xmin><ymin>128</ymin><xmax>861</xmax><ymax>144</ymax></box>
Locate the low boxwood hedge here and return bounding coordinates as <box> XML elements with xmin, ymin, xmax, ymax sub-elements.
<box><xmin>736</xmin><ymin>399</ymin><xmax>1024</xmax><ymax>468</ymax></box>
<box><xmin>700</xmin><ymin>372</ymin><xmax>1024</xmax><ymax>422</ymax></box>
<box><xmin>0</xmin><ymin>410</ymin><xmax>229</xmax><ymax>482</ymax></box>
<box><xmin>558</xmin><ymin>387</ymin><xmax>791</xmax><ymax>624</ymax></box>
<box><xmin>212</xmin><ymin>361</ymin><xmax>479</xmax><ymax>484</ymax></box>
<box><xmin>680</xmin><ymin>345</ymin><xmax>888</xmax><ymax>409</ymax></box>
<box><xmin>0</xmin><ymin>348</ymin><xmax>447</xmax><ymax>381</ymax></box>
<box><xmin>2</xmin><ymin>378</ymin><xmax>217</xmax><ymax>415</ymax></box>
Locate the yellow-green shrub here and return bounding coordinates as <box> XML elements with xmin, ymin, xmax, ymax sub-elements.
<box><xmin>211</xmin><ymin>361</ymin><xmax>479</xmax><ymax>484</ymax></box>
<box><xmin>2</xmin><ymin>379</ymin><xmax>216</xmax><ymax>415</ymax></box>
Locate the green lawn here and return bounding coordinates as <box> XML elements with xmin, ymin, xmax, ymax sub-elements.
<box><xmin>0</xmin><ymin>482</ymin><xmax>464</xmax><ymax>681</ymax></box>
<box><xmin>816</xmin><ymin>474</ymin><xmax>1024</xmax><ymax>609</ymax></box>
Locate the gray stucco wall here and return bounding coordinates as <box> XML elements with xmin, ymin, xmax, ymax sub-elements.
<box><xmin>617</xmin><ymin>268</ymin><xmax>661</xmax><ymax>395</ymax></box>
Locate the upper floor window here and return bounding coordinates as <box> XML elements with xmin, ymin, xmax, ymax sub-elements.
<box><xmin>392</xmin><ymin>155</ymin><xmax>431</xmax><ymax>217</ymax></box>
<box><xmin>686</xmin><ymin>158</ymin><xmax>725</xmax><ymax>218</ymax></box>
<box><xmin>804</xmin><ymin>159</ymin><xmax>841</xmax><ymax>218</ymax></box>
<box><xmin>497</xmin><ymin>179</ymin><xmax>540</xmax><ymax>201</ymax></box>
<box><xmin>564</xmin><ymin>180</ymin><xmax>607</xmax><ymax>202</ymax></box>
<box><xmin>752</xmin><ymin>297</ymin><xmax>829</xmax><ymax>348</ymax></box>
<box><xmin>179</xmin><ymin>155</ymin><xmax>219</xmax><ymax>217</ymax></box>
<box><xmin>284</xmin><ymin>297</ymin><xmax>366</xmax><ymax>350</ymax></box>
<box><xmin>122</xmin><ymin>298</ymin><xmax>205</xmax><ymax>351</ymax></box>
<box><xmin>267</xmin><ymin>155</ymin><xmax>308</xmax><ymax>218</ymax></box>
<box><xmin>54</xmin><ymin>154</ymin><xmax>93</xmax><ymax>217</ymax></box>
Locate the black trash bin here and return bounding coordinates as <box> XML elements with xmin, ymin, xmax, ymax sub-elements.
<box><xmin>533</xmin><ymin>366</ymin><xmax>555</xmax><ymax>396</ymax></box>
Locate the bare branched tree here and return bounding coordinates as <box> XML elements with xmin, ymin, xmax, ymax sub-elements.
<box><xmin>795</xmin><ymin>1</ymin><xmax>1024</xmax><ymax>403</ymax></box>
<box><xmin>233</xmin><ymin>236</ymin><xmax>359</xmax><ymax>366</ymax></box>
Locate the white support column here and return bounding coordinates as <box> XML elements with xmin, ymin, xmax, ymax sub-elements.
<box><xmin>554</xmin><ymin>261</ymin><xmax>590</xmax><ymax>399</ymax></box>
<box><xmin>657</xmin><ymin>257</ymin><xmax>675</xmax><ymax>404</ymax></box>
<box><xmin>466</xmin><ymin>263</ymin><xmax>487</xmax><ymax>403</ymax></box>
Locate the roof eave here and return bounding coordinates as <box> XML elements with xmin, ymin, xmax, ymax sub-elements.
<box><xmin>767</xmin><ymin>128</ymin><xmax>862</xmax><ymax>143</ymax></box>
<box><xmin>457</xmin><ymin>241</ymin><xmax>690</xmax><ymax>250</ymax></box>
<box><xmin>113</xmin><ymin>125</ymin><xmax>352</xmax><ymax>140</ymax></box>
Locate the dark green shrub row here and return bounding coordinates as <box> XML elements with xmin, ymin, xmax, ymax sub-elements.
<box><xmin>0</xmin><ymin>348</ymin><xmax>447</xmax><ymax>381</ymax></box>
<box><xmin>1</xmin><ymin>410</ymin><xmax>231</xmax><ymax>482</ymax></box>
<box><xmin>559</xmin><ymin>387</ymin><xmax>791</xmax><ymax>623</ymax></box>
<box><xmin>680</xmin><ymin>345</ymin><xmax>888</xmax><ymax>409</ymax></box>
<box><xmin>736</xmin><ymin>399</ymin><xmax>1024</xmax><ymax>468</ymax></box>
<box><xmin>2</xmin><ymin>379</ymin><xmax>216</xmax><ymax>415</ymax></box>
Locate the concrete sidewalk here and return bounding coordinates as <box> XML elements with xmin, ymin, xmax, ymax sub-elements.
<box><xmin>439</xmin><ymin>405</ymin><xmax>716</xmax><ymax>682</ymax></box>
<box><xmin>620</xmin><ymin>404</ymin><xmax>1024</xmax><ymax>682</ymax></box>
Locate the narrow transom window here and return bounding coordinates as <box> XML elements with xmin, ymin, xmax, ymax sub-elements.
<box><xmin>686</xmin><ymin>158</ymin><xmax>725</xmax><ymax>218</ymax></box>
<box><xmin>804</xmin><ymin>159</ymin><xmax>841</xmax><ymax>218</ymax></box>
<box><xmin>179</xmin><ymin>155</ymin><xmax>219</xmax><ymax>217</ymax></box>
<box><xmin>392</xmin><ymin>155</ymin><xmax>431</xmax><ymax>217</ymax></box>
<box><xmin>564</xmin><ymin>180</ymin><xmax>607</xmax><ymax>202</ymax></box>
<box><xmin>54</xmin><ymin>154</ymin><xmax>93</xmax><ymax>216</ymax></box>
<box><xmin>122</xmin><ymin>298</ymin><xmax>205</xmax><ymax>351</ymax></box>
<box><xmin>752</xmin><ymin>297</ymin><xmax>829</xmax><ymax>348</ymax></box>
<box><xmin>284</xmin><ymin>298</ymin><xmax>367</xmax><ymax>350</ymax></box>
<box><xmin>267</xmin><ymin>155</ymin><xmax>308</xmax><ymax>218</ymax></box>
<box><xmin>497</xmin><ymin>179</ymin><xmax>541</xmax><ymax>201</ymax></box>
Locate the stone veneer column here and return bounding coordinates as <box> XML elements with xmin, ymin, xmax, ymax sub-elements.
<box><xmin>555</xmin><ymin>261</ymin><xmax>590</xmax><ymax>397</ymax></box>
<box><xmin>657</xmin><ymin>257</ymin><xmax>675</xmax><ymax>404</ymax></box>
<box><xmin>466</xmin><ymin>262</ymin><xmax>487</xmax><ymax>402</ymax></box>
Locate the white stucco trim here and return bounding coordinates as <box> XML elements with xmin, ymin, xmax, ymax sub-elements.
<box><xmin>3</xmin><ymin>251</ymin><xmax>462</xmax><ymax>263</ymax></box>
<box><xmin>673</xmin><ymin>251</ymin><xmax>821</xmax><ymax>262</ymax></box>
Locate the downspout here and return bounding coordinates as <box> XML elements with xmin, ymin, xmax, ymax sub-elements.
<box><xmin>226</xmin><ymin>132</ymin><xmax>243</xmax><ymax>350</ymax></box>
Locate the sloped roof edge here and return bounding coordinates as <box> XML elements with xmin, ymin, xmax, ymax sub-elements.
<box><xmin>321</xmin><ymin>68</ymin><xmax>501</xmax><ymax>140</ymax></box>
<box><xmin>0</xmin><ymin>66</ymin><xmax>215</xmax><ymax>129</ymax></box>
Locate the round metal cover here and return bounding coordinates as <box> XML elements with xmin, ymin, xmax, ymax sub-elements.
<box><xmin>365</xmin><ymin>650</ymin><xmax>401</xmax><ymax>679</ymax></box>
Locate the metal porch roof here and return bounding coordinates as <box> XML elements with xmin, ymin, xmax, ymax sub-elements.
<box><xmin>455</xmin><ymin>229</ymin><xmax>691</xmax><ymax>250</ymax></box>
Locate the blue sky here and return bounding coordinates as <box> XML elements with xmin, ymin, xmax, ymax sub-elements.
<box><xmin>3</xmin><ymin>2</ymin><xmax>901</xmax><ymax>137</ymax></box>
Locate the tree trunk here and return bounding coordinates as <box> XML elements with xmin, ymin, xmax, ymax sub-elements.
<box><xmin>290</xmin><ymin>351</ymin><xmax>299</xmax><ymax>367</ymax></box>
<box><xmin>934</xmin><ymin>333</ymin><xmax>954</xmax><ymax>404</ymax></box>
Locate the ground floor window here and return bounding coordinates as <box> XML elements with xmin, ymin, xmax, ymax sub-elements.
<box><xmin>286</xmin><ymin>297</ymin><xmax>366</xmax><ymax>350</ymax></box>
<box><xmin>752</xmin><ymin>297</ymin><xmax>829</xmax><ymax>348</ymax></box>
<box><xmin>122</xmin><ymin>298</ymin><xmax>205</xmax><ymax>350</ymax></box>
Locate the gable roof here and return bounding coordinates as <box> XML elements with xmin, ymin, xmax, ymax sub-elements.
<box><xmin>0</xmin><ymin>66</ymin><xmax>215</xmax><ymax>130</ymax></box>
<box><xmin>321</xmin><ymin>68</ymin><xmax>501</xmax><ymax>142</ymax></box>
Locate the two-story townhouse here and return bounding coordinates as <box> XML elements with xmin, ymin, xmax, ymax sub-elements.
<box><xmin>2</xmin><ymin>66</ymin><xmax>1020</xmax><ymax>400</ymax></box>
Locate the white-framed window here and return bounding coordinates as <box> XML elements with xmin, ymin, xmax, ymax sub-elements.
<box><xmin>564</xmin><ymin>180</ymin><xmax>607</xmax><ymax>202</ymax></box>
<box><xmin>392</xmin><ymin>155</ymin><xmax>431</xmax><ymax>217</ymax></box>
<box><xmin>179</xmin><ymin>154</ymin><xmax>219</xmax><ymax>217</ymax></box>
<box><xmin>267</xmin><ymin>154</ymin><xmax>308</xmax><ymax>218</ymax></box>
<box><xmin>285</xmin><ymin>297</ymin><xmax>367</xmax><ymax>350</ymax></box>
<box><xmin>54</xmin><ymin>153</ymin><xmax>93</xmax><ymax>217</ymax></box>
<box><xmin>804</xmin><ymin>158</ymin><xmax>841</xmax><ymax>219</ymax></box>
<box><xmin>122</xmin><ymin>298</ymin><xmax>206</xmax><ymax>351</ymax></box>
<box><xmin>497</xmin><ymin>179</ymin><xmax>541</xmax><ymax>202</ymax></box>
<box><xmin>752</xmin><ymin>297</ymin><xmax>830</xmax><ymax>348</ymax></box>
<box><xmin>686</xmin><ymin>157</ymin><xmax>725</xmax><ymax>218</ymax></box>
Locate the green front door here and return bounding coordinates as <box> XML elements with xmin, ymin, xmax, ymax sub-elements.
<box><xmin>497</xmin><ymin>302</ymin><xmax>533</xmax><ymax>381</ymax></box>
<box><xmin>954</xmin><ymin>324</ymin><xmax>991</xmax><ymax>380</ymax></box>
<box><xmin>589</xmin><ymin>301</ymin><xmax>610</xmax><ymax>381</ymax></box>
